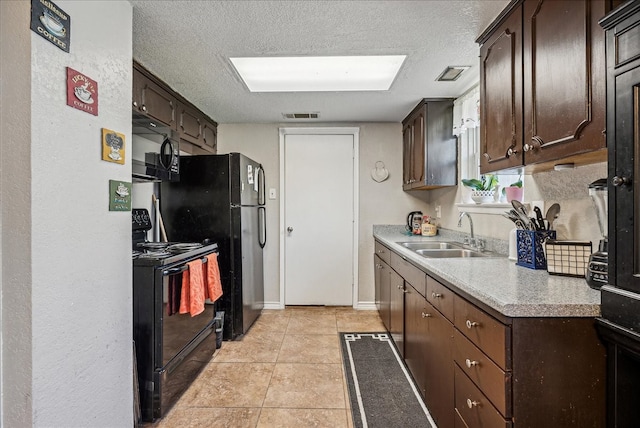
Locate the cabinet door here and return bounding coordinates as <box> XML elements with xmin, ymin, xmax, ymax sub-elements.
<box><xmin>177</xmin><ymin>102</ymin><xmax>203</xmax><ymax>146</ymax></box>
<box><xmin>425</xmin><ymin>100</ymin><xmax>457</xmax><ymax>186</ymax></box>
<box><xmin>389</xmin><ymin>269</ymin><xmax>405</xmax><ymax>357</ymax></box>
<box><xmin>410</xmin><ymin>108</ymin><xmax>426</xmax><ymax>187</ymax></box>
<box><xmin>375</xmin><ymin>254</ymin><xmax>391</xmax><ymax>332</ymax></box>
<box><xmin>606</xmin><ymin>6</ymin><xmax>640</xmax><ymax>292</ymax></box>
<box><xmin>138</xmin><ymin>73</ymin><xmax>177</xmax><ymax>129</ymax></box>
<box><xmin>202</xmin><ymin>120</ymin><xmax>217</xmax><ymax>152</ymax></box>
<box><xmin>480</xmin><ymin>3</ymin><xmax>523</xmax><ymax>173</ymax></box>
<box><xmin>522</xmin><ymin>0</ymin><xmax>606</xmax><ymax>163</ymax></box>
<box><xmin>424</xmin><ymin>301</ymin><xmax>455</xmax><ymax>428</ymax></box>
<box><xmin>402</xmin><ymin>123</ymin><xmax>412</xmax><ymax>189</ymax></box>
<box><xmin>404</xmin><ymin>283</ymin><xmax>428</xmax><ymax>398</ymax></box>
<box><xmin>132</xmin><ymin>68</ymin><xmax>142</xmax><ymax>110</ymax></box>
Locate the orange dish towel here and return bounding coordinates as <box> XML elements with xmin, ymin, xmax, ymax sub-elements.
<box><xmin>179</xmin><ymin>259</ymin><xmax>206</xmax><ymax>317</ymax></box>
<box><xmin>205</xmin><ymin>253</ymin><xmax>223</xmax><ymax>303</ymax></box>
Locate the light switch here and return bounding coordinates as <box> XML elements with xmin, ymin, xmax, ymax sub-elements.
<box><xmin>269</xmin><ymin>188</ymin><xmax>277</xmax><ymax>200</ymax></box>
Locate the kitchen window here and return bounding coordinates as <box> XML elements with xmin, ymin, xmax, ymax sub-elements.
<box><xmin>454</xmin><ymin>85</ymin><xmax>521</xmax><ymax>203</ymax></box>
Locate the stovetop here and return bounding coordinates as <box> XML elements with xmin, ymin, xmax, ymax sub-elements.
<box><xmin>133</xmin><ymin>242</ymin><xmax>219</xmax><ymax>267</ymax></box>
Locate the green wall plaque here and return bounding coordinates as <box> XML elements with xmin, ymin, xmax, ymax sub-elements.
<box><xmin>109</xmin><ymin>180</ymin><xmax>131</xmax><ymax>211</ymax></box>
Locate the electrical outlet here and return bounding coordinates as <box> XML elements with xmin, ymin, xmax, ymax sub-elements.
<box><xmin>435</xmin><ymin>205</ymin><xmax>442</xmax><ymax>219</ymax></box>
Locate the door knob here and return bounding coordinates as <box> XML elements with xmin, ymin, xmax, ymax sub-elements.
<box><xmin>287</xmin><ymin>227</ymin><xmax>293</xmax><ymax>233</ymax></box>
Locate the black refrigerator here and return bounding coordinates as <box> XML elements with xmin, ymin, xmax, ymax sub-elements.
<box><xmin>161</xmin><ymin>153</ymin><xmax>265</xmax><ymax>340</ymax></box>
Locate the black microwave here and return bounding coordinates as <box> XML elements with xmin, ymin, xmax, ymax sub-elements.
<box><xmin>132</xmin><ymin>114</ymin><xmax>180</xmax><ymax>182</ymax></box>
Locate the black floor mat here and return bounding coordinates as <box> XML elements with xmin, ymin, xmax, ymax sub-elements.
<box><xmin>340</xmin><ymin>333</ymin><xmax>435</xmax><ymax>428</ymax></box>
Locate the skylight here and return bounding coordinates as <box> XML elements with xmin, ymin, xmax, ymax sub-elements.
<box><xmin>229</xmin><ymin>55</ymin><xmax>406</xmax><ymax>92</ymax></box>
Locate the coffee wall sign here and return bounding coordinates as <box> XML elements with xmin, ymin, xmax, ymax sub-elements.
<box><xmin>102</xmin><ymin>128</ymin><xmax>125</xmax><ymax>164</ymax></box>
<box><xmin>66</xmin><ymin>67</ymin><xmax>98</xmax><ymax>116</ymax></box>
<box><xmin>30</xmin><ymin>0</ymin><xmax>70</xmax><ymax>52</ymax></box>
<box><xmin>109</xmin><ymin>180</ymin><xmax>131</xmax><ymax>212</ymax></box>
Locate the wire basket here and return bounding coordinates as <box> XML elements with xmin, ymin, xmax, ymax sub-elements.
<box><xmin>544</xmin><ymin>240</ymin><xmax>592</xmax><ymax>278</ymax></box>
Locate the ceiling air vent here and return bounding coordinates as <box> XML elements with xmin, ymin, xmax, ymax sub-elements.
<box><xmin>436</xmin><ymin>66</ymin><xmax>471</xmax><ymax>82</ymax></box>
<box><xmin>282</xmin><ymin>112</ymin><xmax>320</xmax><ymax>119</ymax></box>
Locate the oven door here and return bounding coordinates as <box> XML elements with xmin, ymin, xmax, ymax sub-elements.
<box><xmin>156</xmin><ymin>259</ymin><xmax>215</xmax><ymax>368</ymax></box>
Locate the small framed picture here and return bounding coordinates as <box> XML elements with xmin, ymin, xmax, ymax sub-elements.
<box><xmin>102</xmin><ymin>128</ymin><xmax>125</xmax><ymax>164</ymax></box>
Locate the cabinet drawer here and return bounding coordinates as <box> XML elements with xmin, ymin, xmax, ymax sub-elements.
<box><xmin>454</xmin><ymin>329</ymin><xmax>511</xmax><ymax>418</ymax></box>
<box><xmin>427</xmin><ymin>276</ymin><xmax>454</xmax><ymax>321</ymax></box>
<box><xmin>374</xmin><ymin>241</ymin><xmax>391</xmax><ymax>264</ymax></box>
<box><xmin>454</xmin><ymin>296</ymin><xmax>510</xmax><ymax>370</ymax></box>
<box><xmin>390</xmin><ymin>251</ymin><xmax>426</xmax><ymax>297</ymax></box>
<box><xmin>455</xmin><ymin>365</ymin><xmax>511</xmax><ymax>428</ymax></box>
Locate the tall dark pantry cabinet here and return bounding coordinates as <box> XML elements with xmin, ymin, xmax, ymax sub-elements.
<box><xmin>597</xmin><ymin>1</ymin><xmax>640</xmax><ymax>427</ymax></box>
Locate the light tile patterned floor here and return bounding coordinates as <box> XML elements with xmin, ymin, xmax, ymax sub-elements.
<box><xmin>154</xmin><ymin>307</ymin><xmax>385</xmax><ymax>428</ymax></box>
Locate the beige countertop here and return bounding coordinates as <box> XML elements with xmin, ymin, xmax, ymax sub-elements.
<box><xmin>374</xmin><ymin>225</ymin><xmax>601</xmax><ymax>318</ymax></box>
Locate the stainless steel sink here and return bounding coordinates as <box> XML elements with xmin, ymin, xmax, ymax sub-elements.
<box><xmin>414</xmin><ymin>248</ymin><xmax>489</xmax><ymax>258</ymax></box>
<box><xmin>399</xmin><ymin>241</ymin><xmax>464</xmax><ymax>250</ymax></box>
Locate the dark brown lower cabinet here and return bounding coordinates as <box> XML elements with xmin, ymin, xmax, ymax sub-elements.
<box><xmin>389</xmin><ymin>269</ymin><xmax>405</xmax><ymax>357</ymax></box>
<box><xmin>374</xmin><ymin>240</ymin><xmax>605</xmax><ymax>427</ymax></box>
<box><xmin>424</xmin><ymin>300</ymin><xmax>454</xmax><ymax>428</ymax></box>
<box><xmin>374</xmin><ymin>254</ymin><xmax>391</xmax><ymax>332</ymax></box>
<box><xmin>404</xmin><ymin>284</ymin><xmax>428</xmax><ymax>397</ymax></box>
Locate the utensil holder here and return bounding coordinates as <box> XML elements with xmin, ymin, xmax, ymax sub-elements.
<box><xmin>516</xmin><ymin>230</ymin><xmax>556</xmax><ymax>269</ymax></box>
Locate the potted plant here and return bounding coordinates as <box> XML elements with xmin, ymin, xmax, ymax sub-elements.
<box><xmin>462</xmin><ymin>174</ymin><xmax>499</xmax><ymax>204</ymax></box>
<box><xmin>502</xmin><ymin>175</ymin><xmax>523</xmax><ymax>203</ymax></box>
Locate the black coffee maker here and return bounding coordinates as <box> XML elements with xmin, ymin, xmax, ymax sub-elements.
<box><xmin>586</xmin><ymin>178</ymin><xmax>608</xmax><ymax>289</ymax></box>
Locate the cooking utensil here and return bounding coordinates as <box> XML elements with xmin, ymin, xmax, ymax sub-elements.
<box><xmin>510</xmin><ymin>206</ymin><xmax>534</xmax><ymax>230</ymax></box>
<box><xmin>533</xmin><ymin>206</ymin><xmax>546</xmax><ymax>230</ymax></box>
<box><xmin>545</xmin><ymin>203</ymin><xmax>561</xmax><ymax>230</ymax></box>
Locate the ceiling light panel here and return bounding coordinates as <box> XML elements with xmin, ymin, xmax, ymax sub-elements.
<box><xmin>230</xmin><ymin>55</ymin><xmax>406</xmax><ymax>92</ymax></box>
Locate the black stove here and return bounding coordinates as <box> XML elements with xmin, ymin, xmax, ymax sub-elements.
<box><xmin>132</xmin><ymin>208</ymin><xmax>219</xmax><ymax>422</ymax></box>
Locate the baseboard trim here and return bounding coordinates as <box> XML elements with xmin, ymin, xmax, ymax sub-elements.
<box><xmin>263</xmin><ymin>302</ymin><xmax>285</xmax><ymax>310</ymax></box>
<box><xmin>355</xmin><ymin>301</ymin><xmax>377</xmax><ymax>310</ymax></box>
<box><xmin>263</xmin><ymin>302</ymin><xmax>376</xmax><ymax>310</ymax></box>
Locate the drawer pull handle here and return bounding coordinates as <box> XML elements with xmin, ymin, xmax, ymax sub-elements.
<box><xmin>465</xmin><ymin>359</ymin><xmax>479</xmax><ymax>368</ymax></box>
<box><xmin>432</xmin><ymin>292</ymin><xmax>442</xmax><ymax>299</ymax></box>
<box><xmin>466</xmin><ymin>398</ymin><xmax>480</xmax><ymax>409</ymax></box>
<box><xmin>466</xmin><ymin>320</ymin><xmax>479</xmax><ymax>329</ymax></box>
<box><xmin>421</xmin><ymin>312</ymin><xmax>432</xmax><ymax>318</ymax></box>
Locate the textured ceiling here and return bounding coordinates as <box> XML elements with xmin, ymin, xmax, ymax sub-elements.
<box><xmin>131</xmin><ymin>0</ymin><xmax>508</xmax><ymax>124</ymax></box>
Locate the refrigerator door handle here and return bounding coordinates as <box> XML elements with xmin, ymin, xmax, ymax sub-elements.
<box><xmin>258</xmin><ymin>206</ymin><xmax>266</xmax><ymax>248</ymax></box>
<box><xmin>257</xmin><ymin>165</ymin><xmax>265</xmax><ymax>206</ymax></box>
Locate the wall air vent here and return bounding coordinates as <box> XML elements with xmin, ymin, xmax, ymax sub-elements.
<box><xmin>282</xmin><ymin>112</ymin><xmax>320</xmax><ymax>119</ymax></box>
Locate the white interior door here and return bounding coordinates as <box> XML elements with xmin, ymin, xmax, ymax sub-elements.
<box><xmin>283</xmin><ymin>133</ymin><xmax>355</xmax><ymax>305</ymax></box>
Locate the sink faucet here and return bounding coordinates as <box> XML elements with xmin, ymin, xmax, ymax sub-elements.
<box><xmin>458</xmin><ymin>212</ymin><xmax>474</xmax><ymax>240</ymax></box>
<box><xmin>458</xmin><ymin>212</ymin><xmax>484</xmax><ymax>250</ymax></box>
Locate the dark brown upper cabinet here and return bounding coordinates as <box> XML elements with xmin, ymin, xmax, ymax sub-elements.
<box><xmin>479</xmin><ymin>2</ymin><xmax>524</xmax><ymax>173</ymax></box>
<box><xmin>478</xmin><ymin>0</ymin><xmax>618</xmax><ymax>174</ymax></box>
<box><xmin>133</xmin><ymin>64</ymin><xmax>178</xmax><ymax>130</ymax></box>
<box><xmin>402</xmin><ymin>99</ymin><xmax>457</xmax><ymax>190</ymax></box>
<box><xmin>133</xmin><ymin>61</ymin><xmax>218</xmax><ymax>154</ymax></box>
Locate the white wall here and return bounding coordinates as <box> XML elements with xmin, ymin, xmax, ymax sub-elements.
<box><xmin>219</xmin><ymin>123</ymin><xmax>608</xmax><ymax>306</ymax></box>
<box><xmin>428</xmin><ymin>155</ymin><xmax>606</xmax><ymax>247</ymax></box>
<box><xmin>218</xmin><ymin>123</ymin><xmax>430</xmax><ymax>306</ymax></box>
<box><xmin>2</xmin><ymin>1</ymin><xmax>133</xmax><ymax>426</ymax></box>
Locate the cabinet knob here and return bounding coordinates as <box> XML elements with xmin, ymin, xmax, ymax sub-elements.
<box><xmin>612</xmin><ymin>176</ymin><xmax>631</xmax><ymax>187</ymax></box>
<box><xmin>524</xmin><ymin>137</ymin><xmax>543</xmax><ymax>152</ymax></box>
<box><xmin>432</xmin><ymin>292</ymin><xmax>442</xmax><ymax>299</ymax></box>
<box><xmin>141</xmin><ymin>105</ymin><xmax>147</xmax><ymax>112</ymax></box>
<box><xmin>421</xmin><ymin>312</ymin><xmax>432</xmax><ymax>318</ymax></box>
<box><xmin>132</xmin><ymin>101</ymin><xmax>138</xmax><ymax>108</ymax></box>
<box><xmin>506</xmin><ymin>147</ymin><xmax>518</xmax><ymax>157</ymax></box>
<box><xmin>403</xmin><ymin>288</ymin><xmax>409</xmax><ymax>294</ymax></box>
<box><xmin>482</xmin><ymin>152</ymin><xmax>490</xmax><ymax>160</ymax></box>
<box><xmin>377</xmin><ymin>249</ymin><xmax>385</xmax><ymax>254</ymax></box>
<box><xmin>465</xmin><ymin>358</ymin><xmax>479</xmax><ymax>368</ymax></box>
<box><xmin>466</xmin><ymin>398</ymin><xmax>480</xmax><ymax>409</ymax></box>
<box><xmin>466</xmin><ymin>320</ymin><xmax>479</xmax><ymax>329</ymax></box>
<box><xmin>397</xmin><ymin>285</ymin><xmax>403</xmax><ymax>290</ymax></box>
